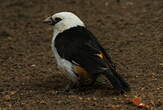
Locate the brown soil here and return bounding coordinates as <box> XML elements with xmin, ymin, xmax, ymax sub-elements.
<box><xmin>0</xmin><ymin>0</ymin><xmax>162</xmax><ymax>110</ymax></box>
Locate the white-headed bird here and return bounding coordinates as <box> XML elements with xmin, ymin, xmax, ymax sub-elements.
<box><xmin>43</xmin><ymin>12</ymin><xmax>130</xmax><ymax>93</ymax></box>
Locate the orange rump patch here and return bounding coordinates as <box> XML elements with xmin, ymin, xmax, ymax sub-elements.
<box><xmin>75</xmin><ymin>66</ymin><xmax>88</xmax><ymax>73</ymax></box>
<box><xmin>74</xmin><ymin>66</ymin><xmax>90</xmax><ymax>78</ymax></box>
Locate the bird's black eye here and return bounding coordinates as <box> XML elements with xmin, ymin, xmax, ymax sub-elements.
<box><xmin>55</xmin><ymin>17</ymin><xmax>62</xmax><ymax>23</ymax></box>
<box><xmin>50</xmin><ymin>17</ymin><xmax>62</xmax><ymax>25</ymax></box>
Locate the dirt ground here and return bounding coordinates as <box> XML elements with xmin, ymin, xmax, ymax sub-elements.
<box><xmin>0</xmin><ymin>0</ymin><xmax>162</xmax><ymax>110</ymax></box>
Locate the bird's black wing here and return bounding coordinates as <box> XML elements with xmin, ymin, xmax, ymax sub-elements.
<box><xmin>55</xmin><ymin>26</ymin><xmax>106</xmax><ymax>73</ymax></box>
<box><xmin>55</xmin><ymin>26</ymin><xmax>130</xmax><ymax>92</ymax></box>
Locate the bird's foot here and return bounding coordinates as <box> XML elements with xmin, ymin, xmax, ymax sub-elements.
<box><xmin>63</xmin><ymin>83</ymin><xmax>74</xmax><ymax>92</ymax></box>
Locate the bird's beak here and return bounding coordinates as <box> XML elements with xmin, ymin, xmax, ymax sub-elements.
<box><xmin>43</xmin><ymin>16</ymin><xmax>54</xmax><ymax>25</ymax></box>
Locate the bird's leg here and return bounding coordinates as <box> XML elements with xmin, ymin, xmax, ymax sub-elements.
<box><xmin>56</xmin><ymin>82</ymin><xmax>75</xmax><ymax>95</ymax></box>
<box><xmin>63</xmin><ymin>81</ymin><xmax>77</xmax><ymax>92</ymax></box>
<box><xmin>64</xmin><ymin>83</ymin><xmax>73</xmax><ymax>92</ymax></box>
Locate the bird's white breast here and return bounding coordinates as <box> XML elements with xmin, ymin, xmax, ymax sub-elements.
<box><xmin>51</xmin><ymin>30</ymin><xmax>78</xmax><ymax>83</ymax></box>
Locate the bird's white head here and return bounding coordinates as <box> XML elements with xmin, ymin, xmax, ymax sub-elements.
<box><xmin>43</xmin><ymin>12</ymin><xmax>85</xmax><ymax>33</ymax></box>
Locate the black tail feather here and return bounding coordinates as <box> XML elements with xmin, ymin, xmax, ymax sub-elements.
<box><xmin>103</xmin><ymin>69</ymin><xmax>130</xmax><ymax>93</ymax></box>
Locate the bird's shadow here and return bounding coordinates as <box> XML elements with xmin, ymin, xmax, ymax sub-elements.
<box><xmin>31</xmin><ymin>74</ymin><xmax>120</xmax><ymax>96</ymax></box>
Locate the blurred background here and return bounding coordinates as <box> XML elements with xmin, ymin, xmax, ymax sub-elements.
<box><xmin>0</xmin><ymin>0</ymin><xmax>162</xmax><ymax>110</ymax></box>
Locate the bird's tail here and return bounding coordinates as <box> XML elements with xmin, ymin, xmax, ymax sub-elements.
<box><xmin>103</xmin><ymin>68</ymin><xmax>130</xmax><ymax>93</ymax></box>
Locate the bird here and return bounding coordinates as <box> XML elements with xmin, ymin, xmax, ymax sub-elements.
<box><xmin>43</xmin><ymin>12</ymin><xmax>130</xmax><ymax>93</ymax></box>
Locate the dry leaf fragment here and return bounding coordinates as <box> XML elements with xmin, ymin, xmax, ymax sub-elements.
<box><xmin>127</xmin><ymin>97</ymin><xmax>146</xmax><ymax>108</ymax></box>
<box><xmin>132</xmin><ymin>97</ymin><xmax>141</xmax><ymax>105</ymax></box>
